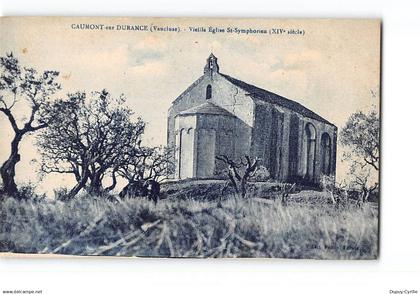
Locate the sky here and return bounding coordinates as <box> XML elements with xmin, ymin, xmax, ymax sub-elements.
<box><xmin>0</xmin><ymin>17</ymin><xmax>380</xmax><ymax>195</ymax></box>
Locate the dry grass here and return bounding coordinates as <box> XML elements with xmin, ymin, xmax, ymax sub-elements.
<box><xmin>0</xmin><ymin>193</ymin><xmax>378</xmax><ymax>259</ymax></box>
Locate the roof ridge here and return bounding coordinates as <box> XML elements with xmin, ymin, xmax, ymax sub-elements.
<box><xmin>172</xmin><ymin>75</ymin><xmax>205</xmax><ymax>105</ymax></box>
<box><xmin>220</xmin><ymin>73</ymin><xmax>288</xmax><ymax>99</ymax></box>
<box><xmin>220</xmin><ymin>73</ymin><xmax>335</xmax><ymax>126</ymax></box>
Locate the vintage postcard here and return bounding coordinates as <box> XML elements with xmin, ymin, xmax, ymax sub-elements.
<box><xmin>0</xmin><ymin>17</ymin><xmax>380</xmax><ymax>258</ymax></box>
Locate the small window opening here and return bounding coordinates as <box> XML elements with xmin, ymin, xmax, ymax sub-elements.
<box><xmin>206</xmin><ymin>85</ymin><xmax>212</xmax><ymax>99</ymax></box>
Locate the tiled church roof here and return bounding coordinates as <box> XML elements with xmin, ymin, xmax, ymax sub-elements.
<box><xmin>220</xmin><ymin>73</ymin><xmax>335</xmax><ymax>126</ymax></box>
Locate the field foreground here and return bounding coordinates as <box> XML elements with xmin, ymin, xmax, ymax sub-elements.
<box><xmin>0</xmin><ymin>194</ymin><xmax>378</xmax><ymax>259</ymax></box>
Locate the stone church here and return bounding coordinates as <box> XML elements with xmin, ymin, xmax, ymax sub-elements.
<box><xmin>167</xmin><ymin>54</ymin><xmax>337</xmax><ymax>184</ymax></box>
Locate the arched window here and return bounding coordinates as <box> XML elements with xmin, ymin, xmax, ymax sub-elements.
<box><xmin>206</xmin><ymin>85</ymin><xmax>212</xmax><ymax>99</ymax></box>
<box><xmin>321</xmin><ymin>133</ymin><xmax>332</xmax><ymax>175</ymax></box>
<box><xmin>303</xmin><ymin>123</ymin><xmax>317</xmax><ymax>181</ymax></box>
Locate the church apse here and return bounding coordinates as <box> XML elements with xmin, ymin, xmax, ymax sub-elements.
<box><xmin>174</xmin><ymin>103</ymin><xmax>243</xmax><ymax>179</ymax></box>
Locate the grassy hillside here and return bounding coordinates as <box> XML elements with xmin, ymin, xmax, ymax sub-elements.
<box><xmin>161</xmin><ymin>179</ymin><xmax>288</xmax><ymax>201</ymax></box>
<box><xmin>0</xmin><ymin>192</ymin><xmax>378</xmax><ymax>259</ymax></box>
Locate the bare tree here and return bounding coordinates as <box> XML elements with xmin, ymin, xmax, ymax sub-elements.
<box><xmin>216</xmin><ymin>155</ymin><xmax>259</xmax><ymax>198</ymax></box>
<box><xmin>0</xmin><ymin>53</ymin><xmax>61</xmax><ymax>197</ymax></box>
<box><xmin>37</xmin><ymin>90</ymin><xmax>145</xmax><ymax>200</ymax></box>
<box><xmin>349</xmin><ymin>164</ymin><xmax>379</xmax><ymax>204</ymax></box>
<box><xmin>320</xmin><ymin>174</ymin><xmax>348</xmax><ymax>206</ymax></box>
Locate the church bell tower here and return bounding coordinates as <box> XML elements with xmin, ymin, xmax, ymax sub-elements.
<box><xmin>204</xmin><ymin>53</ymin><xmax>220</xmax><ymax>76</ymax></box>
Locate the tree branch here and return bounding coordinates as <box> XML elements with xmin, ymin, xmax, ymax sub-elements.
<box><xmin>0</xmin><ymin>107</ymin><xmax>20</xmax><ymax>133</ymax></box>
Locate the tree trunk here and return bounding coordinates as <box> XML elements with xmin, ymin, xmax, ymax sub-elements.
<box><xmin>0</xmin><ymin>133</ymin><xmax>23</xmax><ymax>198</ymax></box>
<box><xmin>86</xmin><ymin>171</ymin><xmax>104</xmax><ymax>196</ymax></box>
<box><xmin>62</xmin><ymin>172</ymin><xmax>89</xmax><ymax>201</ymax></box>
<box><xmin>363</xmin><ymin>189</ymin><xmax>370</xmax><ymax>203</ymax></box>
<box><xmin>227</xmin><ymin>173</ymin><xmax>240</xmax><ymax>195</ymax></box>
<box><xmin>103</xmin><ymin>169</ymin><xmax>117</xmax><ymax>193</ymax></box>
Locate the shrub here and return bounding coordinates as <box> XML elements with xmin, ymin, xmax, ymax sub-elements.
<box><xmin>249</xmin><ymin>165</ymin><xmax>270</xmax><ymax>182</ymax></box>
<box><xmin>16</xmin><ymin>183</ymin><xmax>46</xmax><ymax>201</ymax></box>
<box><xmin>53</xmin><ymin>187</ymin><xmax>69</xmax><ymax>201</ymax></box>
